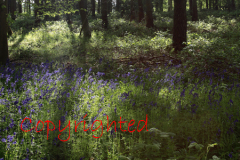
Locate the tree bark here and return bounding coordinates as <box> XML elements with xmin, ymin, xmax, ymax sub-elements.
<box><xmin>138</xmin><ymin>0</ymin><xmax>144</xmax><ymax>22</ymax></box>
<box><xmin>130</xmin><ymin>0</ymin><xmax>135</xmax><ymax>21</ymax></box>
<box><xmin>9</xmin><ymin>0</ymin><xmax>16</xmax><ymax>20</ymax></box>
<box><xmin>91</xmin><ymin>0</ymin><xmax>95</xmax><ymax>17</ymax></box>
<box><xmin>206</xmin><ymin>0</ymin><xmax>208</xmax><ymax>9</ymax></box>
<box><xmin>116</xmin><ymin>0</ymin><xmax>121</xmax><ymax>12</ymax></box>
<box><xmin>97</xmin><ymin>0</ymin><xmax>101</xmax><ymax>14</ymax></box>
<box><xmin>192</xmin><ymin>0</ymin><xmax>198</xmax><ymax>21</ymax></box>
<box><xmin>0</xmin><ymin>0</ymin><xmax>9</xmax><ymax>65</ymax></box>
<box><xmin>214</xmin><ymin>0</ymin><xmax>218</xmax><ymax>10</ymax></box>
<box><xmin>79</xmin><ymin>0</ymin><xmax>91</xmax><ymax>38</ymax></box>
<box><xmin>173</xmin><ymin>0</ymin><xmax>187</xmax><ymax>51</ymax></box>
<box><xmin>168</xmin><ymin>0</ymin><xmax>172</xmax><ymax>12</ymax></box>
<box><xmin>34</xmin><ymin>0</ymin><xmax>39</xmax><ymax>19</ymax></box>
<box><xmin>107</xmin><ymin>0</ymin><xmax>112</xmax><ymax>14</ymax></box>
<box><xmin>189</xmin><ymin>0</ymin><xmax>192</xmax><ymax>16</ymax></box>
<box><xmin>18</xmin><ymin>0</ymin><xmax>22</xmax><ymax>13</ymax></box>
<box><xmin>231</xmin><ymin>0</ymin><xmax>235</xmax><ymax>10</ymax></box>
<box><xmin>146</xmin><ymin>0</ymin><xmax>154</xmax><ymax>28</ymax></box>
<box><xmin>101</xmin><ymin>0</ymin><xmax>108</xmax><ymax>29</ymax></box>
<box><xmin>160</xmin><ymin>0</ymin><xmax>163</xmax><ymax>12</ymax></box>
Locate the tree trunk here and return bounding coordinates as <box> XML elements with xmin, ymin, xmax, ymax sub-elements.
<box><xmin>91</xmin><ymin>0</ymin><xmax>95</xmax><ymax>17</ymax></box>
<box><xmin>146</xmin><ymin>0</ymin><xmax>154</xmax><ymax>28</ymax></box>
<box><xmin>138</xmin><ymin>0</ymin><xmax>144</xmax><ymax>22</ymax></box>
<box><xmin>79</xmin><ymin>0</ymin><xmax>91</xmax><ymax>38</ymax></box>
<box><xmin>173</xmin><ymin>0</ymin><xmax>187</xmax><ymax>51</ymax></box>
<box><xmin>214</xmin><ymin>0</ymin><xmax>218</xmax><ymax>10</ymax></box>
<box><xmin>206</xmin><ymin>0</ymin><xmax>208</xmax><ymax>9</ymax></box>
<box><xmin>28</xmin><ymin>0</ymin><xmax>30</xmax><ymax>14</ymax></box>
<box><xmin>0</xmin><ymin>0</ymin><xmax>9</xmax><ymax>65</ymax></box>
<box><xmin>18</xmin><ymin>0</ymin><xmax>22</xmax><ymax>13</ymax></box>
<box><xmin>231</xmin><ymin>0</ymin><xmax>235</xmax><ymax>10</ymax></box>
<box><xmin>116</xmin><ymin>0</ymin><xmax>121</xmax><ymax>12</ymax></box>
<box><xmin>98</xmin><ymin>0</ymin><xmax>101</xmax><ymax>14</ymax></box>
<box><xmin>155</xmin><ymin>0</ymin><xmax>159</xmax><ymax>12</ymax></box>
<box><xmin>130</xmin><ymin>0</ymin><xmax>135</xmax><ymax>21</ymax></box>
<box><xmin>168</xmin><ymin>0</ymin><xmax>172</xmax><ymax>12</ymax></box>
<box><xmin>101</xmin><ymin>0</ymin><xmax>108</xmax><ymax>29</ymax></box>
<box><xmin>189</xmin><ymin>0</ymin><xmax>192</xmax><ymax>16</ymax></box>
<box><xmin>160</xmin><ymin>0</ymin><xmax>163</xmax><ymax>12</ymax></box>
<box><xmin>192</xmin><ymin>0</ymin><xmax>198</xmax><ymax>21</ymax></box>
<box><xmin>9</xmin><ymin>0</ymin><xmax>16</xmax><ymax>20</ymax></box>
<box><xmin>209</xmin><ymin>0</ymin><xmax>212</xmax><ymax>9</ymax></box>
<box><xmin>34</xmin><ymin>0</ymin><xmax>39</xmax><ymax>19</ymax></box>
<box><xmin>107</xmin><ymin>0</ymin><xmax>112</xmax><ymax>14</ymax></box>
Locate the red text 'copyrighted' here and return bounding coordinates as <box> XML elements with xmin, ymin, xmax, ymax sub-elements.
<box><xmin>21</xmin><ymin>114</ymin><xmax>148</xmax><ymax>142</ymax></box>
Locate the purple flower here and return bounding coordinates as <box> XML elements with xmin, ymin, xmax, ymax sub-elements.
<box><xmin>1</xmin><ymin>138</ymin><xmax>6</xmax><ymax>142</ymax></box>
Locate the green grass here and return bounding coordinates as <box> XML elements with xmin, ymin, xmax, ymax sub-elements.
<box><xmin>1</xmin><ymin>10</ymin><xmax>240</xmax><ymax>160</ymax></box>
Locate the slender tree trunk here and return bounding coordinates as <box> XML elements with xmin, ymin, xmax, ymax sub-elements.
<box><xmin>98</xmin><ymin>0</ymin><xmax>101</xmax><ymax>14</ymax></box>
<box><xmin>138</xmin><ymin>0</ymin><xmax>144</xmax><ymax>22</ymax></box>
<box><xmin>206</xmin><ymin>0</ymin><xmax>208</xmax><ymax>9</ymax></box>
<box><xmin>173</xmin><ymin>0</ymin><xmax>187</xmax><ymax>51</ymax></box>
<box><xmin>189</xmin><ymin>0</ymin><xmax>192</xmax><ymax>16</ymax></box>
<box><xmin>107</xmin><ymin>0</ymin><xmax>112</xmax><ymax>14</ymax></box>
<box><xmin>168</xmin><ymin>0</ymin><xmax>172</xmax><ymax>12</ymax></box>
<box><xmin>192</xmin><ymin>0</ymin><xmax>198</xmax><ymax>21</ymax></box>
<box><xmin>18</xmin><ymin>0</ymin><xmax>22</xmax><ymax>13</ymax></box>
<box><xmin>9</xmin><ymin>0</ymin><xmax>16</xmax><ymax>20</ymax></box>
<box><xmin>79</xmin><ymin>0</ymin><xmax>91</xmax><ymax>38</ymax></box>
<box><xmin>209</xmin><ymin>0</ymin><xmax>212</xmax><ymax>9</ymax></box>
<box><xmin>214</xmin><ymin>0</ymin><xmax>218</xmax><ymax>10</ymax></box>
<box><xmin>0</xmin><ymin>0</ymin><xmax>9</xmax><ymax>65</ymax></box>
<box><xmin>231</xmin><ymin>0</ymin><xmax>235</xmax><ymax>10</ymax></box>
<box><xmin>116</xmin><ymin>0</ymin><xmax>121</xmax><ymax>12</ymax></box>
<box><xmin>155</xmin><ymin>0</ymin><xmax>159</xmax><ymax>12</ymax></box>
<box><xmin>146</xmin><ymin>0</ymin><xmax>154</xmax><ymax>28</ymax></box>
<box><xmin>101</xmin><ymin>0</ymin><xmax>108</xmax><ymax>29</ymax></box>
<box><xmin>160</xmin><ymin>0</ymin><xmax>163</xmax><ymax>12</ymax></box>
<box><xmin>34</xmin><ymin>0</ymin><xmax>39</xmax><ymax>19</ymax></box>
<box><xmin>130</xmin><ymin>0</ymin><xmax>135</xmax><ymax>21</ymax></box>
<box><xmin>91</xmin><ymin>0</ymin><xmax>95</xmax><ymax>17</ymax></box>
<box><xmin>121</xmin><ymin>0</ymin><xmax>125</xmax><ymax>17</ymax></box>
<box><xmin>28</xmin><ymin>0</ymin><xmax>30</xmax><ymax>14</ymax></box>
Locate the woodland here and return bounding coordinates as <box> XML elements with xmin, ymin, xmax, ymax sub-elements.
<box><xmin>1</xmin><ymin>0</ymin><xmax>240</xmax><ymax>159</ymax></box>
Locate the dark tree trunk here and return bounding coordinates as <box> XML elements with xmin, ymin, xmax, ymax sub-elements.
<box><xmin>168</xmin><ymin>0</ymin><xmax>172</xmax><ymax>12</ymax></box>
<box><xmin>101</xmin><ymin>0</ymin><xmax>108</xmax><ymax>29</ymax></box>
<box><xmin>189</xmin><ymin>0</ymin><xmax>192</xmax><ymax>16</ymax></box>
<box><xmin>130</xmin><ymin>0</ymin><xmax>135</xmax><ymax>21</ymax></box>
<box><xmin>18</xmin><ymin>0</ymin><xmax>22</xmax><ymax>13</ymax></box>
<box><xmin>79</xmin><ymin>0</ymin><xmax>91</xmax><ymax>38</ymax></box>
<box><xmin>146</xmin><ymin>0</ymin><xmax>154</xmax><ymax>28</ymax></box>
<box><xmin>28</xmin><ymin>0</ymin><xmax>30</xmax><ymax>14</ymax></box>
<box><xmin>214</xmin><ymin>0</ymin><xmax>218</xmax><ymax>10</ymax></box>
<box><xmin>34</xmin><ymin>0</ymin><xmax>39</xmax><ymax>19</ymax></box>
<box><xmin>138</xmin><ymin>0</ymin><xmax>144</xmax><ymax>22</ymax></box>
<box><xmin>9</xmin><ymin>0</ymin><xmax>16</xmax><ymax>20</ymax></box>
<box><xmin>209</xmin><ymin>0</ymin><xmax>212</xmax><ymax>9</ymax></box>
<box><xmin>98</xmin><ymin>0</ymin><xmax>101</xmax><ymax>14</ymax></box>
<box><xmin>206</xmin><ymin>0</ymin><xmax>208</xmax><ymax>9</ymax></box>
<box><xmin>116</xmin><ymin>0</ymin><xmax>121</xmax><ymax>12</ymax></box>
<box><xmin>91</xmin><ymin>0</ymin><xmax>95</xmax><ymax>17</ymax></box>
<box><xmin>0</xmin><ymin>0</ymin><xmax>9</xmax><ymax>65</ymax></box>
<box><xmin>155</xmin><ymin>0</ymin><xmax>159</xmax><ymax>12</ymax></box>
<box><xmin>160</xmin><ymin>0</ymin><xmax>163</xmax><ymax>12</ymax></box>
<box><xmin>231</xmin><ymin>0</ymin><xmax>235</xmax><ymax>10</ymax></box>
<box><xmin>173</xmin><ymin>0</ymin><xmax>187</xmax><ymax>51</ymax></box>
<box><xmin>107</xmin><ymin>0</ymin><xmax>112</xmax><ymax>14</ymax></box>
<box><xmin>121</xmin><ymin>0</ymin><xmax>125</xmax><ymax>17</ymax></box>
<box><xmin>66</xmin><ymin>0</ymin><xmax>72</xmax><ymax>24</ymax></box>
<box><xmin>192</xmin><ymin>0</ymin><xmax>198</xmax><ymax>21</ymax></box>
